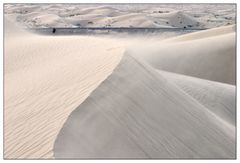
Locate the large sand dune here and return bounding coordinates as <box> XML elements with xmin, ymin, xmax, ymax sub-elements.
<box><xmin>53</xmin><ymin>24</ymin><xmax>236</xmax><ymax>159</ymax></box>
<box><xmin>4</xmin><ymin>6</ymin><xmax>236</xmax><ymax>159</ymax></box>
<box><xmin>54</xmin><ymin>54</ymin><xmax>235</xmax><ymax>159</ymax></box>
<box><xmin>4</xmin><ymin>18</ymin><xmax>124</xmax><ymax>159</ymax></box>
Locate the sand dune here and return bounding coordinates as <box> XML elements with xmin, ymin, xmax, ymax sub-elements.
<box><xmin>109</xmin><ymin>13</ymin><xmax>155</xmax><ymax>27</ymax></box>
<box><xmin>54</xmin><ymin>54</ymin><xmax>235</xmax><ymax>159</ymax></box>
<box><xmin>5</xmin><ymin>4</ymin><xmax>235</xmax><ymax>28</ymax></box>
<box><xmin>4</xmin><ymin>17</ymin><xmax>124</xmax><ymax>159</ymax></box>
<box><xmin>127</xmin><ymin>27</ymin><xmax>235</xmax><ymax>84</ymax></box>
<box><xmin>4</xmin><ymin>5</ymin><xmax>236</xmax><ymax>159</ymax></box>
<box><xmin>149</xmin><ymin>11</ymin><xmax>203</xmax><ymax>28</ymax></box>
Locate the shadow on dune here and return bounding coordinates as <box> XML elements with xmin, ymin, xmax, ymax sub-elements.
<box><xmin>53</xmin><ymin>54</ymin><xmax>235</xmax><ymax>159</ymax></box>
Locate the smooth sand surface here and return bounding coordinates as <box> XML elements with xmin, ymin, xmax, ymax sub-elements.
<box><xmin>53</xmin><ymin>25</ymin><xmax>236</xmax><ymax>159</ymax></box>
<box><xmin>158</xmin><ymin>70</ymin><xmax>235</xmax><ymax>125</ymax></box>
<box><xmin>127</xmin><ymin>26</ymin><xmax>235</xmax><ymax>84</ymax></box>
<box><xmin>54</xmin><ymin>54</ymin><xmax>235</xmax><ymax>158</ymax></box>
<box><xmin>4</xmin><ymin>13</ymin><xmax>236</xmax><ymax>159</ymax></box>
<box><xmin>165</xmin><ymin>25</ymin><xmax>235</xmax><ymax>42</ymax></box>
<box><xmin>4</xmin><ymin>17</ymin><xmax>124</xmax><ymax>158</ymax></box>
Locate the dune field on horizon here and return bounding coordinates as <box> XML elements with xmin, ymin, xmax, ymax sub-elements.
<box><xmin>4</xmin><ymin>4</ymin><xmax>236</xmax><ymax>159</ymax></box>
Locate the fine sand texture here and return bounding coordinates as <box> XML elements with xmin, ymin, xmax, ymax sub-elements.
<box><xmin>127</xmin><ymin>25</ymin><xmax>236</xmax><ymax>85</ymax></box>
<box><xmin>53</xmin><ymin>24</ymin><xmax>236</xmax><ymax>159</ymax></box>
<box><xmin>4</xmin><ymin>17</ymin><xmax>124</xmax><ymax>159</ymax></box>
<box><xmin>54</xmin><ymin>54</ymin><xmax>235</xmax><ymax>159</ymax></box>
<box><xmin>158</xmin><ymin>70</ymin><xmax>235</xmax><ymax>126</ymax></box>
<box><xmin>4</xmin><ymin>11</ymin><xmax>236</xmax><ymax>159</ymax></box>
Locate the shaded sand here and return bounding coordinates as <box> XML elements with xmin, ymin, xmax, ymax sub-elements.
<box><xmin>149</xmin><ymin>11</ymin><xmax>204</xmax><ymax>28</ymax></box>
<box><xmin>158</xmin><ymin>70</ymin><xmax>235</xmax><ymax>125</ymax></box>
<box><xmin>127</xmin><ymin>25</ymin><xmax>235</xmax><ymax>84</ymax></box>
<box><xmin>4</xmin><ymin>18</ymin><xmax>124</xmax><ymax>159</ymax></box>
<box><xmin>53</xmin><ymin>25</ymin><xmax>236</xmax><ymax>159</ymax></box>
<box><xmin>4</xmin><ymin>14</ymin><xmax>236</xmax><ymax>159</ymax></box>
<box><xmin>54</xmin><ymin>54</ymin><xmax>235</xmax><ymax>159</ymax></box>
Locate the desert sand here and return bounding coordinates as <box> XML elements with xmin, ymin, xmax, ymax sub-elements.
<box><xmin>127</xmin><ymin>26</ymin><xmax>235</xmax><ymax>85</ymax></box>
<box><xmin>4</xmin><ymin>4</ymin><xmax>235</xmax><ymax>28</ymax></box>
<box><xmin>5</xmin><ymin>17</ymin><xmax>124</xmax><ymax>158</ymax></box>
<box><xmin>54</xmin><ymin>54</ymin><xmax>235</xmax><ymax>158</ymax></box>
<box><xmin>4</xmin><ymin>4</ymin><xmax>236</xmax><ymax>159</ymax></box>
<box><xmin>53</xmin><ymin>24</ymin><xmax>236</xmax><ymax>159</ymax></box>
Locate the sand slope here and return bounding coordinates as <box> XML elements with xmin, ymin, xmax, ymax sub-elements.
<box><xmin>165</xmin><ymin>25</ymin><xmax>235</xmax><ymax>42</ymax></box>
<box><xmin>54</xmin><ymin>54</ymin><xmax>235</xmax><ymax>158</ymax></box>
<box><xmin>127</xmin><ymin>26</ymin><xmax>236</xmax><ymax>84</ymax></box>
<box><xmin>159</xmin><ymin>70</ymin><xmax>235</xmax><ymax>125</ymax></box>
<box><xmin>4</xmin><ymin>13</ymin><xmax>236</xmax><ymax>159</ymax></box>
<box><xmin>4</xmin><ymin>18</ymin><xmax>124</xmax><ymax>159</ymax></box>
<box><xmin>149</xmin><ymin>11</ymin><xmax>203</xmax><ymax>28</ymax></box>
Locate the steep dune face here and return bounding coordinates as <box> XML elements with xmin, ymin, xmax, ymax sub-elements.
<box><xmin>127</xmin><ymin>27</ymin><xmax>236</xmax><ymax>85</ymax></box>
<box><xmin>53</xmin><ymin>25</ymin><xmax>236</xmax><ymax>159</ymax></box>
<box><xmin>159</xmin><ymin>70</ymin><xmax>235</xmax><ymax>125</ymax></box>
<box><xmin>54</xmin><ymin>55</ymin><xmax>235</xmax><ymax>159</ymax></box>
<box><xmin>5</xmin><ymin>11</ymin><xmax>236</xmax><ymax>159</ymax></box>
<box><xmin>4</xmin><ymin>17</ymin><xmax>124</xmax><ymax>159</ymax></box>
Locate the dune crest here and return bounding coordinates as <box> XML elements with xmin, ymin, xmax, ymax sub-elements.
<box><xmin>54</xmin><ymin>54</ymin><xmax>235</xmax><ymax>159</ymax></box>
<box><xmin>4</xmin><ymin>16</ymin><xmax>125</xmax><ymax>159</ymax></box>
<box><xmin>4</xmin><ymin>4</ymin><xmax>236</xmax><ymax>159</ymax></box>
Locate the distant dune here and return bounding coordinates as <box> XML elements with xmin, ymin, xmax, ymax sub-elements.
<box><xmin>5</xmin><ymin>4</ymin><xmax>235</xmax><ymax>28</ymax></box>
<box><xmin>149</xmin><ymin>11</ymin><xmax>204</xmax><ymax>28</ymax></box>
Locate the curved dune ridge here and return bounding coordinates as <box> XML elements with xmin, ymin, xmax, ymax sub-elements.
<box><xmin>54</xmin><ymin>25</ymin><xmax>236</xmax><ymax>158</ymax></box>
<box><xmin>4</xmin><ymin>14</ymin><xmax>236</xmax><ymax>159</ymax></box>
<box><xmin>54</xmin><ymin>54</ymin><xmax>235</xmax><ymax>159</ymax></box>
<box><xmin>4</xmin><ymin>17</ymin><xmax>125</xmax><ymax>159</ymax></box>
